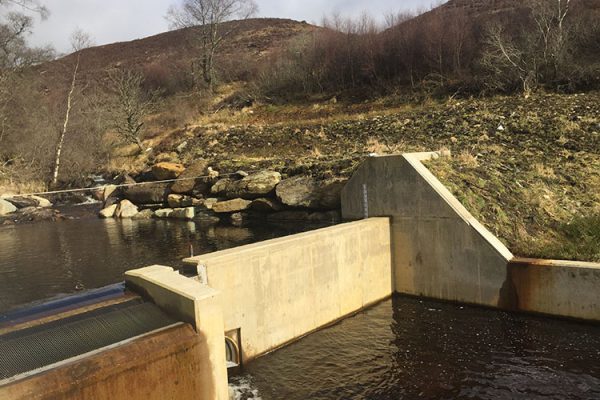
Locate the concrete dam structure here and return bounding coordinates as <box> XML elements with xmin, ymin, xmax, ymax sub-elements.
<box><xmin>1</xmin><ymin>152</ymin><xmax>599</xmax><ymax>399</ymax></box>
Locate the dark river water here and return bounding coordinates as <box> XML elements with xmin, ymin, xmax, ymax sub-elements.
<box><xmin>2</xmin><ymin>208</ymin><xmax>600</xmax><ymax>399</ymax></box>
<box><xmin>0</xmin><ymin>206</ymin><xmax>328</xmax><ymax>313</ymax></box>
<box><xmin>232</xmin><ymin>296</ymin><xmax>600</xmax><ymax>400</ymax></box>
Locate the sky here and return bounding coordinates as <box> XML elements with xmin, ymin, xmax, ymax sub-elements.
<box><xmin>24</xmin><ymin>0</ymin><xmax>435</xmax><ymax>54</ymax></box>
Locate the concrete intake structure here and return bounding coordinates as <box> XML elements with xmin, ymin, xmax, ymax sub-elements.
<box><xmin>184</xmin><ymin>218</ymin><xmax>392</xmax><ymax>363</ymax></box>
<box><xmin>342</xmin><ymin>152</ymin><xmax>600</xmax><ymax>321</ymax></box>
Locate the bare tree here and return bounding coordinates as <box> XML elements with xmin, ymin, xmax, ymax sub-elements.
<box><xmin>166</xmin><ymin>0</ymin><xmax>258</xmax><ymax>90</ymax></box>
<box><xmin>51</xmin><ymin>29</ymin><xmax>93</xmax><ymax>187</ymax></box>
<box><xmin>107</xmin><ymin>69</ymin><xmax>160</xmax><ymax>153</ymax></box>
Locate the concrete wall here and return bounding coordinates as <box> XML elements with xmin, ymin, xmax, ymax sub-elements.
<box><xmin>506</xmin><ymin>258</ymin><xmax>600</xmax><ymax>320</ymax></box>
<box><xmin>125</xmin><ymin>266</ymin><xmax>229</xmax><ymax>400</ymax></box>
<box><xmin>342</xmin><ymin>153</ymin><xmax>513</xmax><ymax>308</ymax></box>
<box><xmin>341</xmin><ymin>153</ymin><xmax>600</xmax><ymax>321</ymax></box>
<box><xmin>184</xmin><ymin>218</ymin><xmax>392</xmax><ymax>362</ymax></box>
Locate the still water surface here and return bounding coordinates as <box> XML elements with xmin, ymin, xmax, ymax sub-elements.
<box><xmin>232</xmin><ymin>296</ymin><xmax>600</xmax><ymax>400</ymax></box>
<box><xmin>0</xmin><ymin>207</ymin><xmax>327</xmax><ymax>313</ymax></box>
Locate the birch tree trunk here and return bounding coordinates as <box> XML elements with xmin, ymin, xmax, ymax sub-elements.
<box><xmin>51</xmin><ymin>54</ymin><xmax>79</xmax><ymax>187</ymax></box>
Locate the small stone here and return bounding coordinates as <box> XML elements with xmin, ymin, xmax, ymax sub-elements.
<box><xmin>203</xmin><ymin>198</ymin><xmax>218</xmax><ymax>210</ymax></box>
<box><xmin>250</xmin><ymin>198</ymin><xmax>284</xmax><ymax>212</ymax></box>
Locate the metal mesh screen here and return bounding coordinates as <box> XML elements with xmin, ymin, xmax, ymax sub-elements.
<box><xmin>0</xmin><ymin>300</ymin><xmax>178</xmax><ymax>381</ymax></box>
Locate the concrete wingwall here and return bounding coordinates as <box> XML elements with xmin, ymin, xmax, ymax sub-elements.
<box><xmin>184</xmin><ymin>218</ymin><xmax>392</xmax><ymax>363</ymax></box>
<box><xmin>341</xmin><ymin>153</ymin><xmax>600</xmax><ymax>321</ymax></box>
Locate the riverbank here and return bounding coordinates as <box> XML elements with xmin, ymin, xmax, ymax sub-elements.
<box><xmin>1</xmin><ymin>91</ymin><xmax>598</xmax><ymax>261</ymax></box>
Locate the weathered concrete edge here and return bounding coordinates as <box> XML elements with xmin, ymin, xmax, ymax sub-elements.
<box><xmin>124</xmin><ymin>266</ymin><xmax>229</xmax><ymax>400</ymax></box>
<box><xmin>402</xmin><ymin>152</ymin><xmax>513</xmax><ymax>261</ymax></box>
<box><xmin>183</xmin><ymin>218</ymin><xmax>391</xmax><ymax>265</ymax></box>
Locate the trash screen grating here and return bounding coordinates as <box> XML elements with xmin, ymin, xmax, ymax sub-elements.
<box><xmin>0</xmin><ymin>300</ymin><xmax>178</xmax><ymax>381</ymax></box>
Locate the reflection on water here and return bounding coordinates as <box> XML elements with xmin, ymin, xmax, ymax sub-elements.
<box><xmin>0</xmin><ymin>215</ymin><xmax>329</xmax><ymax>313</ymax></box>
<box><xmin>232</xmin><ymin>296</ymin><xmax>600</xmax><ymax>400</ymax></box>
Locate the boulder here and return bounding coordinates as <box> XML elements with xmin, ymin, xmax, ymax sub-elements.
<box><xmin>152</xmin><ymin>162</ymin><xmax>185</xmax><ymax>180</ymax></box>
<box><xmin>133</xmin><ymin>209</ymin><xmax>155</xmax><ymax>220</ymax></box>
<box><xmin>171</xmin><ymin>207</ymin><xmax>195</xmax><ymax>220</ymax></box>
<box><xmin>317</xmin><ymin>180</ymin><xmax>346</xmax><ymax>210</ymax></box>
<box><xmin>122</xmin><ymin>182</ymin><xmax>170</xmax><ymax>205</ymax></box>
<box><xmin>4</xmin><ymin>195</ymin><xmax>52</xmax><ymax>209</ymax></box>
<box><xmin>212</xmin><ymin>198</ymin><xmax>252</xmax><ymax>213</ymax></box>
<box><xmin>276</xmin><ymin>176</ymin><xmax>320</xmax><ymax>209</ymax></box>
<box><xmin>250</xmin><ymin>198</ymin><xmax>284</xmax><ymax>213</ymax></box>
<box><xmin>170</xmin><ymin>159</ymin><xmax>210</xmax><ymax>194</ymax></box>
<box><xmin>168</xmin><ymin>194</ymin><xmax>194</xmax><ymax>208</ymax></box>
<box><xmin>211</xmin><ymin>171</ymin><xmax>281</xmax><ymax>199</ymax></box>
<box><xmin>154</xmin><ymin>208</ymin><xmax>174</xmax><ymax>219</ymax></box>
<box><xmin>99</xmin><ymin>204</ymin><xmax>118</xmax><ymax>218</ymax></box>
<box><xmin>0</xmin><ymin>199</ymin><xmax>17</xmax><ymax>216</ymax></box>
<box><xmin>276</xmin><ymin>177</ymin><xmax>346</xmax><ymax>210</ymax></box>
<box><xmin>115</xmin><ymin>200</ymin><xmax>139</xmax><ymax>219</ymax></box>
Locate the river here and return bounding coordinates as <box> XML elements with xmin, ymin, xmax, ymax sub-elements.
<box><xmin>0</xmin><ymin>205</ymin><xmax>329</xmax><ymax>313</ymax></box>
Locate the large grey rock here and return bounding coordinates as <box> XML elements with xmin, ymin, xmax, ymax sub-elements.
<box><xmin>211</xmin><ymin>171</ymin><xmax>281</xmax><ymax>199</ymax></box>
<box><xmin>99</xmin><ymin>204</ymin><xmax>118</xmax><ymax>218</ymax></box>
<box><xmin>115</xmin><ymin>200</ymin><xmax>139</xmax><ymax>218</ymax></box>
<box><xmin>212</xmin><ymin>198</ymin><xmax>252</xmax><ymax>213</ymax></box>
<box><xmin>170</xmin><ymin>159</ymin><xmax>211</xmax><ymax>194</ymax></box>
<box><xmin>276</xmin><ymin>176</ymin><xmax>320</xmax><ymax>209</ymax></box>
<box><xmin>4</xmin><ymin>195</ymin><xmax>52</xmax><ymax>209</ymax></box>
<box><xmin>122</xmin><ymin>182</ymin><xmax>170</xmax><ymax>205</ymax></box>
<box><xmin>0</xmin><ymin>199</ymin><xmax>17</xmax><ymax>216</ymax></box>
<box><xmin>171</xmin><ymin>207</ymin><xmax>195</xmax><ymax>220</ymax></box>
<box><xmin>276</xmin><ymin>177</ymin><xmax>345</xmax><ymax>210</ymax></box>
